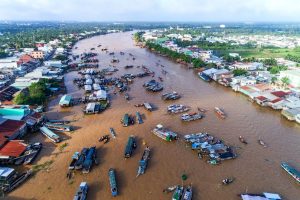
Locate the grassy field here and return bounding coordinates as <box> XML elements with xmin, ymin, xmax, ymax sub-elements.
<box><xmin>217</xmin><ymin>47</ymin><xmax>300</xmax><ymax>58</ymax></box>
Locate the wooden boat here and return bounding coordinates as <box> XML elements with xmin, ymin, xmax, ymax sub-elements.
<box><xmin>3</xmin><ymin>170</ymin><xmax>32</xmax><ymax>193</ymax></box>
<box><xmin>124</xmin><ymin>136</ymin><xmax>137</xmax><ymax>158</ymax></box>
<box><xmin>136</xmin><ymin>111</ymin><xmax>143</xmax><ymax>124</ymax></box>
<box><xmin>108</xmin><ymin>168</ymin><xmax>118</xmax><ymax>197</ymax></box>
<box><xmin>124</xmin><ymin>93</ymin><xmax>130</xmax><ymax>101</ymax></box>
<box><xmin>23</xmin><ymin>142</ymin><xmax>43</xmax><ymax>165</ymax></box>
<box><xmin>121</xmin><ymin>114</ymin><xmax>134</xmax><ymax>127</ymax></box>
<box><xmin>181</xmin><ymin>112</ymin><xmax>203</xmax><ymax>122</ymax></box>
<box><xmin>214</xmin><ymin>107</ymin><xmax>226</xmax><ymax>119</ymax></box>
<box><xmin>40</xmin><ymin>126</ymin><xmax>61</xmax><ymax>143</ymax></box>
<box><xmin>258</xmin><ymin>139</ymin><xmax>267</xmax><ymax>148</ymax></box>
<box><xmin>182</xmin><ymin>185</ymin><xmax>193</xmax><ymax>200</ymax></box>
<box><xmin>172</xmin><ymin>185</ymin><xmax>184</xmax><ymax>200</ymax></box>
<box><xmin>69</xmin><ymin>152</ymin><xmax>80</xmax><ymax>170</ymax></box>
<box><xmin>45</xmin><ymin>122</ymin><xmax>73</xmax><ymax>132</ymax></box>
<box><xmin>163</xmin><ymin>185</ymin><xmax>177</xmax><ymax>193</ymax></box>
<box><xmin>75</xmin><ymin>148</ymin><xmax>88</xmax><ymax>170</ymax></box>
<box><xmin>239</xmin><ymin>136</ymin><xmax>248</xmax><ymax>144</ymax></box>
<box><xmin>82</xmin><ymin>147</ymin><xmax>97</xmax><ymax>173</ymax></box>
<box><xmin>73</xmin><ymin>182</ymin><xmax>88</xmax><ymax>200</ymax></box>
<box><xmin>152</xmin><ymin>124</ymin><xmax>178</xmax><ymax>141</ymax></box>
<box><xmin>222</xmin><ymin>178</ymin><xmax>235</xmax><ymax>185</ymax></box>
<box><xmin>281</xmin><ymin>162</ymin><xmax>300</xmax><ymax>183</ymax></box>
<box><xmin>109</xmin><ymin>128</ymin><xmax>116</xmax><ymax>139</ymax></box>
<box><xmin>137</xmin><ymin>146</ymin><xmax>150</xmax><ymax>177</ymax></box>
<box><xmin>197</xmin><ymin>107</ymin><xmax>207</xmax><ymax>113</ymax></box>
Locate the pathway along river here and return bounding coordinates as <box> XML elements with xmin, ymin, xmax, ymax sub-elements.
<box><xmin>9</xmin><ymin>32</ymin><xmax>300</xmax><ymax>200</ymax></box>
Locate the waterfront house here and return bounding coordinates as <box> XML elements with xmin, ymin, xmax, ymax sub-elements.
<box><xmin>212</xmin><ymin>69</ymin><xmax>230</xmax><ymax>81</ymax></box>
<box><xmin>0</xmin><ymin>119</ymin><xmax>27</xmax><ymax>147</ymax></box>
<box><xmin>0</xmin><ymin>140</ymin><xmax>27</xmax><ymax>163</ymax></box>
<box><xmin>281</xmin><ymin>108</ymin><xmax>300</xmax><ymax>121</ymax></box>
<box><xmin>59</xmin><ymin>95</ymin><xmax>73</xmax><ymax>107</ymax></box>
<box><xmin>232</xmin><ymin>62</ymin><xmax>263</xmax><ymax>71</ymax></box>
<box><xmin>30</xmin><ymin>50</ymin><xmax>44</xmax><ymax>59</ymax></box>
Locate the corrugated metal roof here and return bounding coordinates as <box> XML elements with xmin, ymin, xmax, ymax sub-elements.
<box><xmin>0</xmin><ymin>140</ymin><xmax>27</xmax><ymax>157</ymax></box>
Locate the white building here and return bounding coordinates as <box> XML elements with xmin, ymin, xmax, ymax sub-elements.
<box><xmin>0</xmin><ymin>57</ymin><xmax>18</xmax><ymax>70</ymax></box>
<box><xmin>44</xmin><ymin>60</ymin><xmax>63</xmax><ymax>68</ymax></box>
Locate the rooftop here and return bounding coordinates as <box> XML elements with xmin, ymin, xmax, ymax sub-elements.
<box><xmin>0</xmin><ymin>140</ymin><xmax>27</xmax><ymax>158</ymax></box>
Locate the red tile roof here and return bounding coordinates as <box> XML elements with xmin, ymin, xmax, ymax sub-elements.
<box><xmin>0</xmin><ymin>140</ymin><xmax>27</xmax><ymax>157</ymax></box>
<box><xmin>270</xmin><ymin>98</ymin><xmax>283</xmax><ymax>104</ymax></box>
<box><xmin>0</xmin><ymin>120</ymin><xmax>26</xmax><ymax>146</ymax></box>
<box><xmin>271</xmin><ymin>91</ymin><xmax>288</xmax><ymax>98</ymax></box>
<box><xmin>256</xmin><ymin>96</ymin><xmax>267</xmax><ymax>101</ymax></box>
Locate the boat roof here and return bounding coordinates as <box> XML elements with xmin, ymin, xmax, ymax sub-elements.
<box><xmin>80</xmin><ymin>182</ymin><xmax>87</xmax><ymax>187</ymax></box>
<box><xmin>0</xmin><ymin>167</ymin><xmax>15</xmax><ymax>177</ymax></box>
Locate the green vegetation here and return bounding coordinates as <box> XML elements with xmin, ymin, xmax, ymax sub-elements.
<box><xmin>59</xmin><ymin>143</ymin><xmax>68</xmax><ymax>152</ymax></box>
<box><xmin>281</xmin><ymin>77</ymin><xmax>290</xmax><ymax>87</ymax></box>
<box><xmin>32</xmin><ymin>160</ymin><xmax>54</xmax><ymax>173</ymax></box>
<box><xmin>223</xmin><ymin>54</ymin><xmax>241</xmax><ymax>62</ymax></box>
<box><xmin>134</xmin><ymin>32</ymin><xmax>145</xmax><ymax>43</ymax></box>
<box><xmin>13</xmin><ymin>79</ymin><xmax>59</xmax><ymax>105</ymax></box>
<box><xmin>233</xmin><ymin>69</ymin><xmax>248</xmax><ymax>76</ymax></box>
<box><xmin>146</xmin><ymin>41</ymin><xmax>206</xmax><ymax>68</ymax></box>
<box><xmin>263</xmin><ymin>58</ymin><xmax>277</xmax><ymax>66</ymax></box>
<box><xmin>285</xmin><ymin>54</ymin><xmax>300</xmax><ymax>63</ymax></box>
<box><xmin>54</xmin><ymin>54</ymin><xmax>68</xmax><ymax>61</ymax></box>
<box><xmin>268</xmin><ymin>66</ymin><xmax>288</xmax><ymax>74</ymax></box>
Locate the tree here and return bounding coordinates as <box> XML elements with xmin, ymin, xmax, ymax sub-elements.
<box><xmin>233</xmin><ymin>69</ymin><xmax>248</xmax><ymax>76</ymax></box>
<box><xmin>263</xmin><ymin>58</ymin><xmax>277</xmax><ymax>66</ymax></box>
<box><xmin>281</xmin><ymin>77</ymin><xmax>290</xmax><ymax>87</ymax></box>
<box><xmin>271</xmin><ymin>77</ymin><xmax>278</xmax><ymax>84</ymax></box>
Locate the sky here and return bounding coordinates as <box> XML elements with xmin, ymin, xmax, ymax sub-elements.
<box><xmin>0</xmin><ymin>0</ymin><xmax>300</xmax><ymax>22</ymax></box>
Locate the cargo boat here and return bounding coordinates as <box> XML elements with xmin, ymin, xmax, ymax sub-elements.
<box><xmin>167</xmin><ymin>104</ymin><xmax>190</xmax><ymax>114</ymax></box>
<box><xmin>124</xmin><ymin>136</ymin><xmax>137</xmax><ymax>158</ymax></box>
<box><xmin>75</xmin><ymin>148</ymin><xmax>88</xmax><ymax>170</ymax></box>
<box><xmin>73</xmin><ymin>182</ymin><xmax>88</xmax><ymax>200</ymax></box>
<box><xmin>152</xmin><ymin>124</ymin><xmax>178</xmax><ymax>141</ymax></box>
<box><xmin>172</xmin><ymin>185</ymin><xmax>184</xmax><ymax>200</ymax></box>
<box><xmin>82</xmin><ymin>147</ymin><xmax>97</xmax><ymax>173</ymax></box>
<box><xmin>137</xmin><ymin>146</ymin><xmax>150</xmax><ymax>177</ymax></box>
<box><xmin>182</xmin><ymin>185</ymin><xmax>193</xmax><ymax>200</ymax></box>
<box><xmin>281</xmin><ymin>162</ymin><xmax>300</xmax><ymax>183</ymax></box>
<box><xmin>108</xmin><ymin>168</ymin><xmax>118</xmax><ymax>197</ymax></box>
<box><xmin>69</xmin><ymin>152</ymin><xmax>80</xmax><ymax>170</ymax></box>
<box><xmin>39</xmin><ymin>126</ymin><xmax>61</xmax><ymax>143</ymax></box>
<box><xmin>136</xmin><ymin>111</ymin><xmax>143</xmax><ymax>124</ymax></box>
<box><xmin>23</xmin><ymin>142</ymin><xmax>42</xmax><ymax>165</ymax></box>
<box><xmin>2</xmin><ymin>169</ymin><xmax>32</xmax><ymax>193</ymax></box>
<box><xmin>181</xmin><ymin>112</ymin><xmax>203</xmax><ymax>122</ymax></box>
<box><xmin>45</xmin><ymin>122</ymin><xmax>73</xmax><ymax>132</ymax></box>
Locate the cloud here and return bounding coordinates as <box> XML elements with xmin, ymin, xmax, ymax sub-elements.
<box><xmin>0</xmin><ymin>0</ymin><xmax>299</xmax><ymax>22</ymax></box>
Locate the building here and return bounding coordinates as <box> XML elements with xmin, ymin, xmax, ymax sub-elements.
<box><xmin>18</xmin><ymin>54</ymin><xmax>34</xmax><ymax>65</ymax></box>
<box><xmin>232</xmin><ymin>62</ymin><xmax>263</xmax><ymax>71</ymax></box>
<box><xmin>30</xmin><ymin>50</ymin><xmax>44</xmax><ymax>59</ymax></box>
<box><xmin>0</xmin><ymin>119</ymin><xmax>27</xmax><ymax>147</ymax></box>
<box><xmin>0</xmin><ymin>57</ymin><xmax>19</xmax><ymax>70</ymax></box>
<box><xmin>279</xmin><ymin>70</ymin><xmax>300</xmax><ymax>87</ymax></box>
<box><xmin>44</xmin><ymin>60</ymin><xmax>63</xmax><ymax>68</ymax></box>
<box><xmin>0</xmin><ymin>140</ymin><xmax>27</xmax><ymax>163</ymax></box>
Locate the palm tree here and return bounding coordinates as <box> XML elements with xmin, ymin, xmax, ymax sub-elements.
<box><xmin>281</xmin><ymin>77</ymin><xmax>290</xmax><ymax>88</ymax></box>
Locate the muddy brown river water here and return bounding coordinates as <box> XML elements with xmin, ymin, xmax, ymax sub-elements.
<box><xmin>8</xmin><ymin>32</ymin><xmax>300</xmax><ymax>200</ymax></box>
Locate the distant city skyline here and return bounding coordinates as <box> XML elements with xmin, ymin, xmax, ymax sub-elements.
<box><xmin>1</xmin><ymin>0</ymin><xmax>300</xmax><ymax>22</ymax></box>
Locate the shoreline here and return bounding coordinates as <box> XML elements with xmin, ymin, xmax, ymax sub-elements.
<box><xmin>8</xmin><ymin>32</ymin><xmax>300</xmax><ymax>200</ymax></box>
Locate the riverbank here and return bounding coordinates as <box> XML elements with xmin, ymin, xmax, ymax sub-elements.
<box><xmin>8</xmin><ymin>32</ymin><xmax>300</xmax><ymax>200</ymax></box>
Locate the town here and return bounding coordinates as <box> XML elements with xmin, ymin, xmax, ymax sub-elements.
<box><xmin>0</xmin><ymin>3</ymin><xmax>300</xmax><ymax>200</ymax></box>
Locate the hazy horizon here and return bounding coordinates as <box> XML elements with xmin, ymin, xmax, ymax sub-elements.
<box><xmin>1</xmin><ymin>0</ymin><xmax>300</xmax><ymax>22</ymax></box>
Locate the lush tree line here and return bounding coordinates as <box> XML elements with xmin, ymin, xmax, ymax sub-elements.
<box><xmin>133</xmin><ymin>32</ymin><xmax>145</xmax><ymax>43</ymax></box>
<box><xmin>13</xmin><ymin>79</ymin><xmax>59</xmax><ymax>105</ymax></box>
<box><xmin>267</xmin><ymin>65</ymin><xmax>288</xmax><ymax>74</ymax></box>
<box><xmin>232</xmin><ymin>69</ymin><xmax>248</xmax><ymax>76</ymax></box>
<box><xmin>285</xmin><ymin>54</ymin><xmax>300</xmax><ymax>63</ymax></box>
<box><xmin>146</xmin><ymin>41</ymin><xmax>206</xmax><ymax>68</ymax></box>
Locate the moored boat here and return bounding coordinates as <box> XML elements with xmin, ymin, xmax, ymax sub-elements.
<box><xmin>73</xmin><ymin>182</ymin><xmax>88</xmax><ymax>200</ymax></box>
<box><xmin>109</xmin><ymin>128</ymin><xmax>116</xmax><ymax>139</ymax></box>
<box><xmin>172</xmin><ymin>185</ymin><xmax>184</xmax><ymax>200</ymax></box>
<box><xmin>3</xmin><ymin>169</ymin><xmax>32</xmax><ymax>193</ymax></box>
<box><xmin>108</xmin><ymin>168</ymin><xmax>118</xmax><ymax>197</ymax></box>
<box><xmin>239</xmin><ymin>136</ymin><xmax>248</xmax><ymax>144</ymax></box>
<box><xmin>75</xmin><ymin>148</ymin><xmax>88</xmax><ymax>170</ymax></box>
<box><xmin>40</xmin><ymin>126</ymin><xmax>61</xmax><ymax>143</ymax></box>
<box><xmin>152</xmin><ymin>124</ymin><xmax>178</xmax><ymax>141</ymax></box>
<box><xmin>137</xmin><ymin>146</ymin><xmax>150</xmax><ymax>177</ymax></box>
<box><xmin>181</xmin><ymin>112</ymin><xmax>203</xmax><ymax>122</ymax></box>
<box><xmin>69</xmin><ymin>152</ymin><xmax>80</xmax><ymax>170</ymax></box>
<box><xmin>23</xmin><ymin>142</ymin><xmax>43</xmax><ymax>165</ymax></box>
<box><xmin>82</xmin><ymin>146</ymin><xmax>97</xmax><ymax>173</ymax></box>
<box><xmin>124</xmin><ymin>135</ymin><xmax>137</xmax><ymax>158</ymax></box>
<box><xmin>182</xmin><ymin>185</ymin><xmax>193</xmax><ymax>200</ymax></box>
<box><xmin>214</xmin><ymin>107</ymin><xmax>226</xmax><ymax>119</ymax></box>
<box><xmin>281</xmin><ymin>162</ymin><xmax>300</xmax><ymax>183</ymax></box>
<box><xmin>167</xmin><ymin>104</ymin><xmax>190</xmax><ymax>114</ymax></box>
<box><xmin>136</xmin><ymin>111</ymin><xmax>143</xmax><ymax>124</ymax></box>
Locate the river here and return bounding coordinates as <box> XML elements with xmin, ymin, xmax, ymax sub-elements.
<box><xmin>9</xmin><ymin>32</ymin><xmax>300</xmax><ymax>200</ymax></box>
